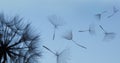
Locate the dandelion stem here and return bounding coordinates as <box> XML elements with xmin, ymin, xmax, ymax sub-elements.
<box><xmin>72</xmin><ymin>40</ymin><xmax>87</xmax><ymax>49</ymax></box>
<box><xmin>56</xmin><ymin>55</ymin><xmax>59</xmax><ymax>63</ymax></box>
<box><xmin>107</xmin><ymin>13</ymin><xmax>115</xmax><ymax>18</ymax></box>
<box><xmin>53</xmin><ymin>28</ymin><xmax>56</xmax><ymax>40</ymax></box>
<box><xmin>99</xmin><ymin>25</ymin><xmax>106</xmax><ymax>33</ymax></box>
<box><xmin>43</xmin><ymin>45</ymin><xmax>56</xmax><ymax>55</ymax></box>
<box><xmin>78</xmin><ymin>30</ymin><xmax>88</xmax><ymax>32</ymax></box>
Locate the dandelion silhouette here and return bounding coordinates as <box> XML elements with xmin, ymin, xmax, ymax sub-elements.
<box><xmin>95</xmin><ymin>11</ymin><xmax>107</xmax><ymax>20</ymax></box>
<box><xmin>43</xmin><ymin>45</ymin><xmax>70</xmax><ymax>63</ymax></box>
<box><xmin>99</xmin><ymin>25</ymin><xmax>116</xmax><ymax>41</ymax></box>
<box><xmin>24</xmin><ymin>52</ymin><xmax>41</xmax><ymax>63</ymax></box>
<box><xmin>78</xmin><ymin>24</ymin><xmax>95</xmax><ymax>35</ymax></box>
<box><xmin>107</xmin><ymin>6</ymin><xmax>119</xmax><ymax>18</ymax></box>
<box><xmin>62</xmin><ymin>31</ymin><xmax>87</xmax><ymax>49</ymax></box>
<box><xmin>48</xmin><ymin>15</ymin><xmax>63</xmax><ymax>40</ymax></box>
<box><xmin>0</xmin><ymin>13</ymin><xmax>41</xmax><ymax>63</ymax></box>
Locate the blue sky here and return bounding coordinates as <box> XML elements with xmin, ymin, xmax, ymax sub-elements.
<box><xmin>0</xmin><ymin>0</ymin><xmax>120</xmax><ymax>63</ymax></box>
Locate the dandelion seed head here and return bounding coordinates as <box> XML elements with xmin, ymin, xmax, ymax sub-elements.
<box><xmin>0</xmin><ymin>13</ymin><xmax>41</xmax><ymax>63</ymax></box>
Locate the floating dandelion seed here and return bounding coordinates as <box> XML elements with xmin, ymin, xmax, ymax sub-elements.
<box><xmin>99</xmin><ymin>25</ymin><xmax>116</xmax><ymax>41</ymax></box>
<box><xmin>108</xmin><ymin>6</ymin><xmax>119</xmax><ymax>18</ymax></box>
<box><xmin>79</xmin><ymin>24</ymin><xmax>95</xmax><ymax>35</ymax></box>
<box><xmin>113</xmin><ymin>6</ymin><xmax>119</xmax><ymax>13</ymax></box>
<box><xmin>95</xmin><ymin>14</ymin><xmax>101</xmax><ymax>20</ymax></box>
<box><xmin>0</xmin><ymin>13</ymin><xmax>42</xmax><ymax>63</ymax></box>
<box><xmin>48</xmin><ymin>15</ymin><xmax>64</xmax><ymax>40</ymax></box>
<box><xmin>62</xmin><ymin>31</ymin><xmax>87</xmax><ymax>49</ymax></box>
<box><xmin>95</xmin><ymin>11</ymin><xmax>107</xmax><ymax>20</ymax></box>
<box><xmin>56</xmin><ymin>49</ymin><xmax>70</xmax><ymax>63</ymax></box>
<box><xmin>43</xmin><ymin>45</ymin><xmax>70</xmax><ymax>63</ymax></box>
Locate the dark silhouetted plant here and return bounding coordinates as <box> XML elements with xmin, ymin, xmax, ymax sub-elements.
<box><xmin>43</xmin><ymin>45</ymin><xmax>70</xmax><ymax>63</ymax></box>
<box><xmin>48</xmin><ymin>15</ymin><xmax>64</xmax><ymax>40</ymax></box>
<box><xmin>0</xmin><ymin>13</ymin><xmax>42</xmax><ymax>63</ymax></box>
<box><xmin>62</xmin><ymin>31</ymin><xmax>87</xmax><ymax>49</ymax></box>
<box><xmin>79</xmin><ymin>24</ymin><xmax>95</xmax><ymax>35</ymax></box>
<box><xmin>99</xmin><ymin>25</ymin><xmax>116</xmax><ymax>41</ymax></box>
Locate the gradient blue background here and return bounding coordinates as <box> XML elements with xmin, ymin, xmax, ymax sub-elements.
<box><xmin>0</xmin><ymin>0</ymin><xmax>120</xmax><ymax>63</ymax></box>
